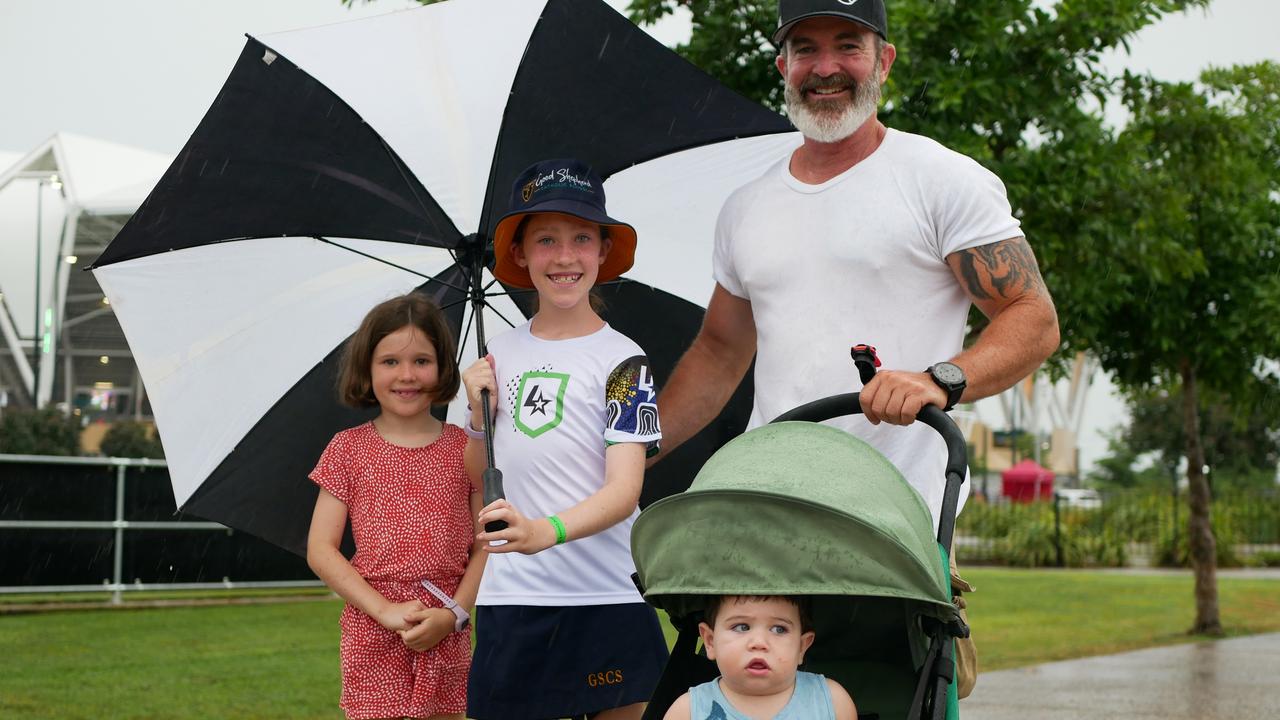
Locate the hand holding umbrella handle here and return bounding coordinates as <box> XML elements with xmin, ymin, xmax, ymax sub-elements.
<box><xmin>480</xmin><ymin>388</ymin><xmax>508</xmax><ymax>533</ymax></box>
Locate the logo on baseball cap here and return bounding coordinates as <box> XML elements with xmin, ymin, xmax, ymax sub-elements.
<box><xmin>773</xmin><ymin>0</ymin><xmax>888</xmax><ymax>46</ymax></box>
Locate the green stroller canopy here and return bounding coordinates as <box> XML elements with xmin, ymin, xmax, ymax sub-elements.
<box><xmin>633</xmin><ymin>421</ymin><xmax>956</xmax><ymax>623</ymax></box>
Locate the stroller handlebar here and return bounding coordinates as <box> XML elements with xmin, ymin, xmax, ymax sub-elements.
<box><xmin>769</xmin><ymin>393</ymin><xmax>968</xmax><ymax>555</ymax></box>
<box><xmin>769</xmin><ymin>393</ymin><xmax>967</xmax><ymax>480</ymax></box>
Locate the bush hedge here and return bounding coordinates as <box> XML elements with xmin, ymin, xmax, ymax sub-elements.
<box><xmin>958</xmin><ymin>487</ymin><xmax>1278</xmax><ymax>568</ymax></box>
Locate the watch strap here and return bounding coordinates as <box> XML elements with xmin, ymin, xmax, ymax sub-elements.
<box><xmin>419</xmin><ymin>579</ymin><xmax>470</xmax><ymax>632</ymax></box>
<box><xmin>461</xmin><ymin>408</ymin><xmax>485</xmax><ymax>439</ymax></box>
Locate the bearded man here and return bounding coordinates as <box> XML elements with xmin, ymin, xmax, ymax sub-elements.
<box><xmin>653</xmin><ymin>0</ymin><xmax>1060</xmax><ymax>698</ymax></box>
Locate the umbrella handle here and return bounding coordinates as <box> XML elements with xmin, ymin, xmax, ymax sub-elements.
<box><xmin>482</xmin><ymin>467</ymin><xmax>507</xmax><ymax>533</ymax></box>
<box><xmin>479</xmin><ymin>388</ymin><xmax>508</xmax><ymax>532</ymax></box>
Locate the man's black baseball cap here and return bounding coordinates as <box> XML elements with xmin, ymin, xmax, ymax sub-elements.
<box><xmin>773</xmin><ymin>0</ymin><xmax>889</xmax><ymax>46</ymax></box>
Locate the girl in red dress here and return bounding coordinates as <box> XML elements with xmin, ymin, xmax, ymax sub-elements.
<box><xmin>307</xmin><ymin>293</ymin><xmax>484</xmax><ymax>720</ymax></box>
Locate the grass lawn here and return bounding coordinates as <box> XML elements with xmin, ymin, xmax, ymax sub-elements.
<box><xmin>1</xmin><ymin>570</ymin><xmax>1277</xmax><ymax>719</ymax></box>
<box><xmin>964</xmin><ymin>568</ymin><xmax>1280</xmax><ymax>670</ymax></box>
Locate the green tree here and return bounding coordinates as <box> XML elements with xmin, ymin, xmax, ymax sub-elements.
<box><xmin>1089</xmin><ymin>382</ymin><xmax>1280</xmax><ymax>492</ymax></box>
<box><xmin>99</xmin><ymin>420</ymin><xmax>165</xmax><ymax>459</ymax></box>
<box><xmin>1122</xmin><ymin>385</ymin><xmax>1279</xmax><ymax>489</ymax></box>
<box><xmin>0</xmin><ymin>408</ymin><xmax>81</xmax><ymax>456</ymax></box>
<box><xmin>1087</xmin><ymin>433</ymin><xmax>1168</xmax><ymax>490</ymax></box>
<box><xmin>627</xmin><ymin>1</ymin><xmax>1206</xmax><ymax>144</ymax></box>
<box><xmin>1068</xmin><ymin>62</ymin><xmax>1280</xmax><ymax>634</ymax></box>
<box><xmin>626</xmin><ymin>0</ymin><xmax>1209</xmax><ymax>349</ymax></box>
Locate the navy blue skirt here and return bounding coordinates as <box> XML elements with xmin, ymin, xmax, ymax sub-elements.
<box><xmin>467</xmin><ymin>603</ymin><xmax>669</xmax><ymax>719</ymax></box>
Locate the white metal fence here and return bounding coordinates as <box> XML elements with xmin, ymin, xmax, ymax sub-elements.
<box><xmin>0</xmin><ymin>453</ymin><xmax>322</xmax><ymax>603</ymax></box>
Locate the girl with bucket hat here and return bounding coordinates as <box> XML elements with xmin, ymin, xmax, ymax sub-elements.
<box><xmin>460</xmin><ymin>158</ymin><xmax>667</xmax><ymax>720</ymax></box>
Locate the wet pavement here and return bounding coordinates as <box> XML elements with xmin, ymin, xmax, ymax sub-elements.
<box><xmin>962</xmin><ymin>632</ymin><xmax>1280</xmax><ymax>719</ymax></box>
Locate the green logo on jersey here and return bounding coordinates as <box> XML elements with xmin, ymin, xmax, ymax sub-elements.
<box><xmin>514</xmin><ymin>371</ymin><xmax>569</xmax><ymax>438</ymax></box>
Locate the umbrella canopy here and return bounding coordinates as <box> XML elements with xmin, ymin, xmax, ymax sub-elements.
<box><xmin>632</xmin><ymin>421</ymin><xmax>956</xmax><ymax>622</ymax></box>
<box><xmin>90</xmin><ymin>0</ymin><xmax>799</xmax><ymax>555</ymax></box>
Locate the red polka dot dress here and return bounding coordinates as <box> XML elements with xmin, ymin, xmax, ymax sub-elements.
<box><xmin>310</xmin><ymin>421</ymin><xmax>475</xmax><ymax>719</ymax></box>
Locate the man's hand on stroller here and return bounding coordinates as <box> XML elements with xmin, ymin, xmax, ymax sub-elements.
<box><xmin>476</xmin><ymin>498</ymin><xmax>557</xmax><ymax>555</ymax></box>
<box><xmin>859</xmin><ymin>370</ymin><xmax>948</xmax><ymax>426</ymax></box>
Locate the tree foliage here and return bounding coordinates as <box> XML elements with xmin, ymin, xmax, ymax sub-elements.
<box><xmin>1071</xmin><ymin>63</ymin><xmax>1280</xmax><ymax>393</ymax></box>
<box><xmin>1072</xmin><ymin>61</ymin><xmax>1280</xmax><ymax>634</ymax></box>
<box><xmin>1087</xmin><ymin>433</ymin><xmax>1167</xmax><ymax>490</ymax></box>
<box><xmin>99</xmin><ymin>420</ymin><xmax>165</xmax><ymax>459</ymax></box>
<box><xmin>627</xmin><ymin>0</ymin><xmax>1212</xmax><ymax>350</ymax></box>
<box><xmin>1091</xmin><ymin>384</ymin><xmax>1280</xmax><ymax>490</ymax></box>
<box><xmin>0</xmin><ymin>408</ymin><xmax>81</xmax><ymax>456</ymax></box>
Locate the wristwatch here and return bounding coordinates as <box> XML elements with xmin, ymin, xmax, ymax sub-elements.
<box><xmin>441</xmin><ymin>598</ymin><xmax>470</xmax><ymax>633</ymax></box>
<box><xmin>926</xmin><ymin>362</ymin><xmax>966</xmax><ymax>412</ymax></box>
<box><xmin>420</xmin><ymin>579</ymin><xmax>471</xmax><ymax>632</ymax></box>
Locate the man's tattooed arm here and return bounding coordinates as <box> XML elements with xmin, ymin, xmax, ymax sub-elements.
<box><xmin>942</xmin><ymin>236</ymin><xmax>1059</xmax><ymax>401</ymax></box>
<box><xmin>951</xmin><ymin>236</ymin><xmax>1049</xmax><ymax>309</ymax></box>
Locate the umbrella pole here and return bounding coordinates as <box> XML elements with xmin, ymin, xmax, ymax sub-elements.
<box><xmin>464</xmin><ymin>235</ymin><xmax>508</xmax><ymax>532</ymax></box>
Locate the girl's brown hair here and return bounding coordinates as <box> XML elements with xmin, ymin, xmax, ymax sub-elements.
<box><xmin>337</xmin><ymin>293</ymin><xmax>460</xmax><ymax>408</ymax></box>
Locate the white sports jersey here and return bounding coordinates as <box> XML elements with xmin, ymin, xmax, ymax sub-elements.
<box><xmin>477</xmin><ymin>322</ymin><xmax>661</xmax><ymax>606</ymax></box>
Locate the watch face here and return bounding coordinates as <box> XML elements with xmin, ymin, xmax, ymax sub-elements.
<box><xmin>932</xmin><ymin>362</ymin><xmax>965</xmax><ymax>385</ymax></box>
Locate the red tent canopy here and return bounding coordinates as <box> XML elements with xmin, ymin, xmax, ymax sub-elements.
<box><xmin>1001</xmin><ymin>459</ymin><xmax>1055</xmax><ymax>503</ymax></box>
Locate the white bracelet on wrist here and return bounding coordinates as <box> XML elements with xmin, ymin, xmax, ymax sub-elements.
<box><xmin>462</xmin><ymin>421</ymin><xmax>485</xmax><ymax>439</ymax></box>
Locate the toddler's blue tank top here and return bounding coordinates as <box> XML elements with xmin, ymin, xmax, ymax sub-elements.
<box><xmin>688</xmin><ymin>671</ymin><xmax>834</xmax><ymax>719</ymax></box>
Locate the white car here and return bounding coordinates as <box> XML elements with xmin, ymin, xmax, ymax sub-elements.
<box><xmin>1057</xmin><ymin>487</ymin><xmax>1103</xmax><ymax>509</ymax></box>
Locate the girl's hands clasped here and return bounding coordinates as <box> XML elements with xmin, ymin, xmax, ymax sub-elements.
<box><xmin>375</xmin><ymin>599</ymin><xmax>428</xmax><ymax>632</ymax></box>
<box><xmin>477</xmin><ymin>498</ymin><xmax>557</xmax><ymax>554</ymax></box>
<box><xmin>398</xmin><ymin>607</ymin><xmax>457</xmax><ymax>652</ymax></box>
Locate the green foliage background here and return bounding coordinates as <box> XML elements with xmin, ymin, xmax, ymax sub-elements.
<box><xmin>99</xmin><ymin>420</ymin><xmax>165</xmax><ymax>459</ymax></box>
<box><xmin>1091</xmin><ymin>385</ymin><xmax>1280</xmax><ymax>491</ymax></box>
<box><xmin>0</xmin><ymin>408</ymin><xmax>80</xmax><ymax>456</ymax></box>
<box><xmin>958</xmin><ymin>489</ymin><xmax>1280</xmax><ymax>568</ymax></box>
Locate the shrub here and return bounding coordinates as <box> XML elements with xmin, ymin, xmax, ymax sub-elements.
<box><xmin>1213</xmin><ymin>488</ymin><xmax>1280</xmax><ymax>544</ymax></box>
<box><xmin>959</xmin><ymin>498</ymin><xmax>1047</xmax><ymax>539</ymax></box>
<box><xmin>959</xmin><ymin>489</ymin><xmax>1274</xmax><ymax>568</ymax></box>
<box><xmin>1077</xmin><ymin>529</ymin><xmax>1129</xmax><ymax>568</ymax></box>
<box><xmin>1154</xmin><ymin>519</ymin><xmax>1244</xmax><ymax>568</ymax></box>
<box><xmin>99</xmin><ymin>420</ymin><xmax>164</xmax><ymax>459</ymax></box>
<box><xmin>1246</xmin><ymin>550</ymin><xmax>1280</xmax><ymax>568</ymax></box>
<box><xmin>995</xmin><ymin>517</ymin><xmax>1059</xmax><ymax>567</ymax></box>
<box><xmin>0</xmin><ymin>407</ymin><xmax>80</xmax><ymax>456</ymax></box>
<box><xmin>1095</xmin><ymin>492</ymin><xmax>1167</xmax><ymax>542</ymax></box>
<box><xmin>990</xmin><ymin>514</ymin><xmax>1129</xmax><ymax>568</ymax></box>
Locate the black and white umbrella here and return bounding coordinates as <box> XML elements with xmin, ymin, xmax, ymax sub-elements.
<box><xmin>90</xmin><ymin>0</ymin><xmax>800</xmax><ymax>555</ymax></box>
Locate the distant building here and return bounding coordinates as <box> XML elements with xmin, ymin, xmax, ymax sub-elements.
<box><xmin>0</xmin><ymin>133</ymin><xmax>170</xmax><ymax>420</ymax></box>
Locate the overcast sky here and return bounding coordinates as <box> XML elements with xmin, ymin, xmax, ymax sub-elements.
<box><xmin>1</xmin><ymin>0</ymin><xmax>1274</xmax><ymax>155</ymax></box>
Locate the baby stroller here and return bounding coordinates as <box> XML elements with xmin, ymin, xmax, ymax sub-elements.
<box><xmin>632</xmin><ymin>363</ymin><xmax>970</xmax><ymax>720</ymax></box>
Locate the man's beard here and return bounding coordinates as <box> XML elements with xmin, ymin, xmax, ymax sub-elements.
<box><xmin>784</xmin><ymin>65</ymin><xmax>883</xmax><ymax>144</ymax></box>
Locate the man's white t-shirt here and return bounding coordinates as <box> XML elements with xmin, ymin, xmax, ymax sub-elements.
<box><xmin>713</xmin><ymin>128</ymin><xmax>1021</xmax><ymax>529</ymax></box>
<box><xmin>476</xmin><ymin>322</ymin><xmax>661</xmax><ymax>606</ymax></box>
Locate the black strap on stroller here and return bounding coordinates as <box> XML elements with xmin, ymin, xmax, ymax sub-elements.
<box><xmin>641</xmin><ymin>348</ymin><xmax>971</xmax><ymax>720</ymax></box>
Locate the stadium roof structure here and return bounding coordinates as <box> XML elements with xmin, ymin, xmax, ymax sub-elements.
<box><xmin>0</xmin><ymin>133</ymin><xmax>170</xmax><ymax>411</ymax></box>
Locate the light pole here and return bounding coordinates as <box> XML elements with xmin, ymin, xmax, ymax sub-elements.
<box><xmin>32</xmin><ymin>173</ymin><xmax>61</xmax><ymax>407</ymax></box>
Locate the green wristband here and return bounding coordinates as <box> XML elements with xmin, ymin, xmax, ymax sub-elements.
<box><xmin>547</xmin><ymin>515</ymin><xmax>568</xmax><ymax>545</ymax></box>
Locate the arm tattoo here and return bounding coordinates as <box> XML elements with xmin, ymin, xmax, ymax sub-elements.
<box><xmin>955</xmin><ymin>237</ymin><xmax>1047</xmax><ymax>301</ymax></box>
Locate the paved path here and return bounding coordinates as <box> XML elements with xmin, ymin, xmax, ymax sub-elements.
<box><xmin>962</xmin><ymin>632</ymin><xmax>1280</xmax><ymax>719</ymax></box>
